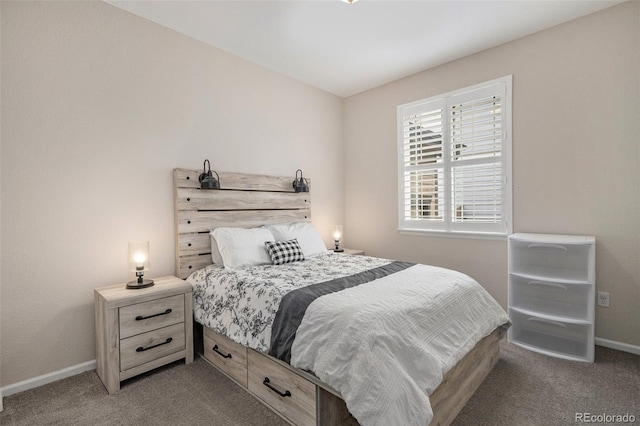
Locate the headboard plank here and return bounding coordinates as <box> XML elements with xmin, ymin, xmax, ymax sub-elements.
<box><xmin>175</xmin><ymin>168</ymin><xmax>303</xmax><ymax>192</ymax></box>
<box><xmin>174</xmin><ymin>168</ymin><xmax>312</xmax><ymax>279</ymax></box>
<box><xmin>176</xmin><ymin>209</ymin><xmax>312</xmax><ymax>234</ymax></box>
<box><xmin>177</xmin><ymin>233</ymin><xmax>210</xmax><ymax>256</ymax></box>
<box><xmin>176</xmin><ymin>188</ymin><xmax>310</xmax><ymax>212</ymax></box>
<box><xmin>178</xmin><ymin>255</ymin><xmax>216</xmax><ymax>279</ymax></box>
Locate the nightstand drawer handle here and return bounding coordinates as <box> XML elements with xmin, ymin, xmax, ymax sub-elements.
<box><xmin>212</xmin><ymin>345</ymin><xmax>232</xmax><ymax>359</ymax></box>
<box><xmin>263</xmin><ymin>377</ymin><xmax>291</xmax><ymax>398</ymax></box>
<box><xmin>135</xmin><ymin>309</ymin><xmax>172</xmax><ymax>321</ymax></box>
<box><xmin>136</xmin><ymin>337</ymin><xmax>173</xmax><ymax>352</ymax></box>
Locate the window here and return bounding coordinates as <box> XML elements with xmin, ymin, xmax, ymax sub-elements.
<box><xmin>397</xmin><ymin>76</ymin><xmax>512</xmax><ymax>236</ymax></box>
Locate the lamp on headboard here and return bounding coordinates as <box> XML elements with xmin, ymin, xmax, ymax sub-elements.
<box><xmin>199</xmin><ymin>159</ymin><xmax>221</xmax><ymax>190</ymax></box>
<box><xmin>126</xmin><ymin>241</ymin><xmax>154</xmax><ymax>289</ymax></box>
<box><xmin>292</xmin><ymin>169</ymin><xmax>309</xmax><ymax>193</ymax></box>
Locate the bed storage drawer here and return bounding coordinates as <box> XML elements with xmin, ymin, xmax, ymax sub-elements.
<box><xmin>119</xmin><ymin>294</ymin><xmax>185</xmax><ymax>339</ymax></box>
<box><xmin>204</xmin><ymin>327</ymin><xmax>248</xmax><ymax>387</ymax></box>
<box><xmin>248</xmin><ymin>349</ymin><xmax>317</xmax><ymax>426</ymax></box>
<box><xmin>120</xmin><ymin>323</ymin><xmax>186</xmax><ymax>371</ymax></box>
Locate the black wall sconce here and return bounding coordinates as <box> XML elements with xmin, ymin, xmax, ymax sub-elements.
<box><xmin>292</xmin><ymin>169</ymin><xmax>309</xmax><ymax>193</ymax></box>
<box><xmin>199</xmin><ymin>159</ymin><xmax>220</xmax><ymax>189</ymax></box>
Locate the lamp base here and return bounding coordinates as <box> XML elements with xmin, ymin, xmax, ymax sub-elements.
<box><xmin>333</xmin><ymin>249</ymin><xmax>344</xmax><ymax>253</ymax></box>
<box><xmin>126</xmin><ymin>279</ymin><xmax>155</xmax><ymax>289</ymax></box>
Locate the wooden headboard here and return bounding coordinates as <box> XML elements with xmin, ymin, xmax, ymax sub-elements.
<box><xmin>173</xmin><ymin>168</ymin><xmax>311</xmax><ymax>279</ymax></box>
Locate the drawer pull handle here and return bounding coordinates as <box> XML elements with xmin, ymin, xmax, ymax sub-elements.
<box><xmin>136</xmin><ymin>337</ymin><xmax>173</xmax><ymax>352</ymax></box>
<box><xmin>527</xmin><ymin>243</ymin><xmax>567</xmax><ymax>251</ymax></box>
<box><xmin>263</xmin><ymin>377</ymin><xmax>291</xmax><ymax>398</ymax></box>
<box><xmin>527</xmin><ymin>281</ymin><xmax>568</xmax><ymax>291</ymax></box>
<box><xmin>527</xmin><ymin>318</ymin><xmax>568</xmax><ymax>328</ymax></box>
<box><xmin>212</xmin><ymin>345</ymin><xmax>232</xmax><ymax>359</ymax></box>
<box><xmin>135</xmin><ymin>309</ymin><xmax>172</xmax><ymax>321</ymax></box>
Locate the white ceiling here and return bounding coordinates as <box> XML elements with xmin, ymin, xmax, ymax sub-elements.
<box><xmin>106</xmin><ymin>0</ymin><xmax>623</xmax><ymax>97</ymax></box>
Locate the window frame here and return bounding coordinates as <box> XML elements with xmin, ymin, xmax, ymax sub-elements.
<box><xmin>397</xmin><ymin>76</ymin><xmax>513</xmax><ymax>238</ymax></box>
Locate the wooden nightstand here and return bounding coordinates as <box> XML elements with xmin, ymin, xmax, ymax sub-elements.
<box><xmin>94</xmin><ymin>275</ymin><xmax>194</xmax><ymax>394</ymax></box>
<box><xmin>336</xmin><ymin>248</ymin><xmax>365</xmax><ymax>255</ymax></box>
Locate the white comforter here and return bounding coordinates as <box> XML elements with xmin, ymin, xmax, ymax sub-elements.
<box><xmin>290</xmin><ymin>263</ymin><xmax>509</xmax><ymax>426</ymax></box>
<box><xmin>189</xmin><ymin>254</ymin><xmax>509</xmax><ymax>426</ymax></box>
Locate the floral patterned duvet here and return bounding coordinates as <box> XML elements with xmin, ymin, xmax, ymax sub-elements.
<box><xmin>188</xmin><ymin>252</ymin><xmax>391</xmax><ymax>352</ymax></box>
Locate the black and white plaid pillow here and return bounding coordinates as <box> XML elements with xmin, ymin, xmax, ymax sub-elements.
<box><xmin>264</xmin><ymin>239</ymin><xmax>305</xmax><ymax>265</ymax></box>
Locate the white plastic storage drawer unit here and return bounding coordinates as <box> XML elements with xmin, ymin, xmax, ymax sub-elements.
<box><xmin>508</xmin><ymin>233</ymin><xmax>595</xmax><ymax>362</ymax></box>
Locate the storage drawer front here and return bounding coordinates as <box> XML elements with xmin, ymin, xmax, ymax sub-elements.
<box><xmin>509</xmin><ymin>239</ymin><xmax>592</xmax><ymax>282</ymax></box>
<box><xmin>248</xmin><ymin>350</ymin><xmax>316</xmax><ymax>426</ymax></box>
<box><xmin>204</xmin><ymin>327</ymin><xmax>248</xmax><ymax>387</ymax></box>
<box><xmin>509</xmin><ymin>274</ymin><xmax>592</xmax><ymax>321</ymax></box>
<box><xmin>120</xmin><ymin>323</ymin><xmax>185</xmax><ymax>371</ymax></box>
<box><xmin>509</xmin><ymin>310</ymin><xmax>591</xmax><ymax>360</ymax></box>
<box><xmin>120</xmin><ymin>294</ymin><xmax>185</xmax><ymax>339</ymax></box>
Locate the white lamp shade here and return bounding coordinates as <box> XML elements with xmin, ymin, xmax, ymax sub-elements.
<box><xmin>331</xmin><ymin>225</ymin><xmax>343</xmax><ymax>241</ymax></box>
<box><xmin>128</xmin><ymin>241</ymin><xmax>150</xmax><ymax>272</ymax></box>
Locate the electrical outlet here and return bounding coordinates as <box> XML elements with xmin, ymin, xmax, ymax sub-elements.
<box><xmin>597</xmin><ymin>291</ymin><xmax>610</xmax><ymax>308</ymax></box>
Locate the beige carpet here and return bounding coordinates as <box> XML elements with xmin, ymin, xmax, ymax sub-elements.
<box><xmin>453</xmin><ymin>342</ymin><xmax>639</xmax><ymax>426</ymax></box>
<box><xmin>0</xmin><ymin>357</ymin><xmax>287</xmax><ymax>426</ymax></box>
<box><xmin>1</xmin><ymin>341</ymin><xmax>638</xmax><ymax>425</ymax></box>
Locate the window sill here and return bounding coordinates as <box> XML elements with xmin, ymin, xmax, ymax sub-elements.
<box><xmin>398</xmin><ymin>228</ymin><xmax>508</xmax><ymax>241</ymax></box>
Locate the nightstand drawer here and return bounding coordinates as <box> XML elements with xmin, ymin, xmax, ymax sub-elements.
<box><xmin>119</xmin><ymin>294</ymin><xmax>185</xmax><ymax>339</ymax></box>
<box><xmin>120</xmin><ymin>323</ymin><xmax>185</xmax><ymax>371</ymax></box>
<box><xmin>204</xmin><ymin>327</ymin><xmax>248</xmax><ymax>387</ymax></box>
<box><xmin>248</xmin><ymin>350</ymin><xmax>316</xmax><ymax>426</ymax></box>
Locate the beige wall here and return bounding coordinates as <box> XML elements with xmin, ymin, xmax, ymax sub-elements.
<box><xmin>0</xmin><ymin>1</ymin><xmax>343</xmax><ymax>386</ymax></box>
<box><xmin>344</xmin><ymin>1</ymin><xmax>640</xmax><ymax>346</ymax></box>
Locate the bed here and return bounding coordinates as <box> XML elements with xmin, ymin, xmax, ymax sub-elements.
<box><xmin>173</xmin><ymin>168</ymin><xmax>509</xmax><ymax>426</ymax></box>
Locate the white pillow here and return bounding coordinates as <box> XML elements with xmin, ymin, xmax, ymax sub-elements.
<box><xmin>266</xmin><ymin>222</ymin><xmax>328</xmax><ymax>258</ymax></box>
<box><xmin>212</xmin><ymin>227</ymin><xmax>275</xmax><ymax>269</ymax></box>
<box><xmin>209</xmin><ymin>233</ymin><xmax>224</xmax><ymax>265</ymax></box>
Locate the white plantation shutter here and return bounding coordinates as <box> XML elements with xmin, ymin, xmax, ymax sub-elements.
<box><xmin>400</xmin><ymin>101</ymin><xmax>445</xmax><ymax>228</ymax></box>
<box><xmin>398</xmin><ymin>76</ymin><xmax>512</xmax><ymax>235</ymax></box>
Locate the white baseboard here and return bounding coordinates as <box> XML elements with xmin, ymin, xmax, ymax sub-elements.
<box><xmin>0</xmin><ymin>359</ymin><xmax>96</xmax><ymax>398</ymax></box>
<box><xmin>596</xmin><ymin>337</ymin><xmax>640</xmax><ymax>355</ymax></box>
